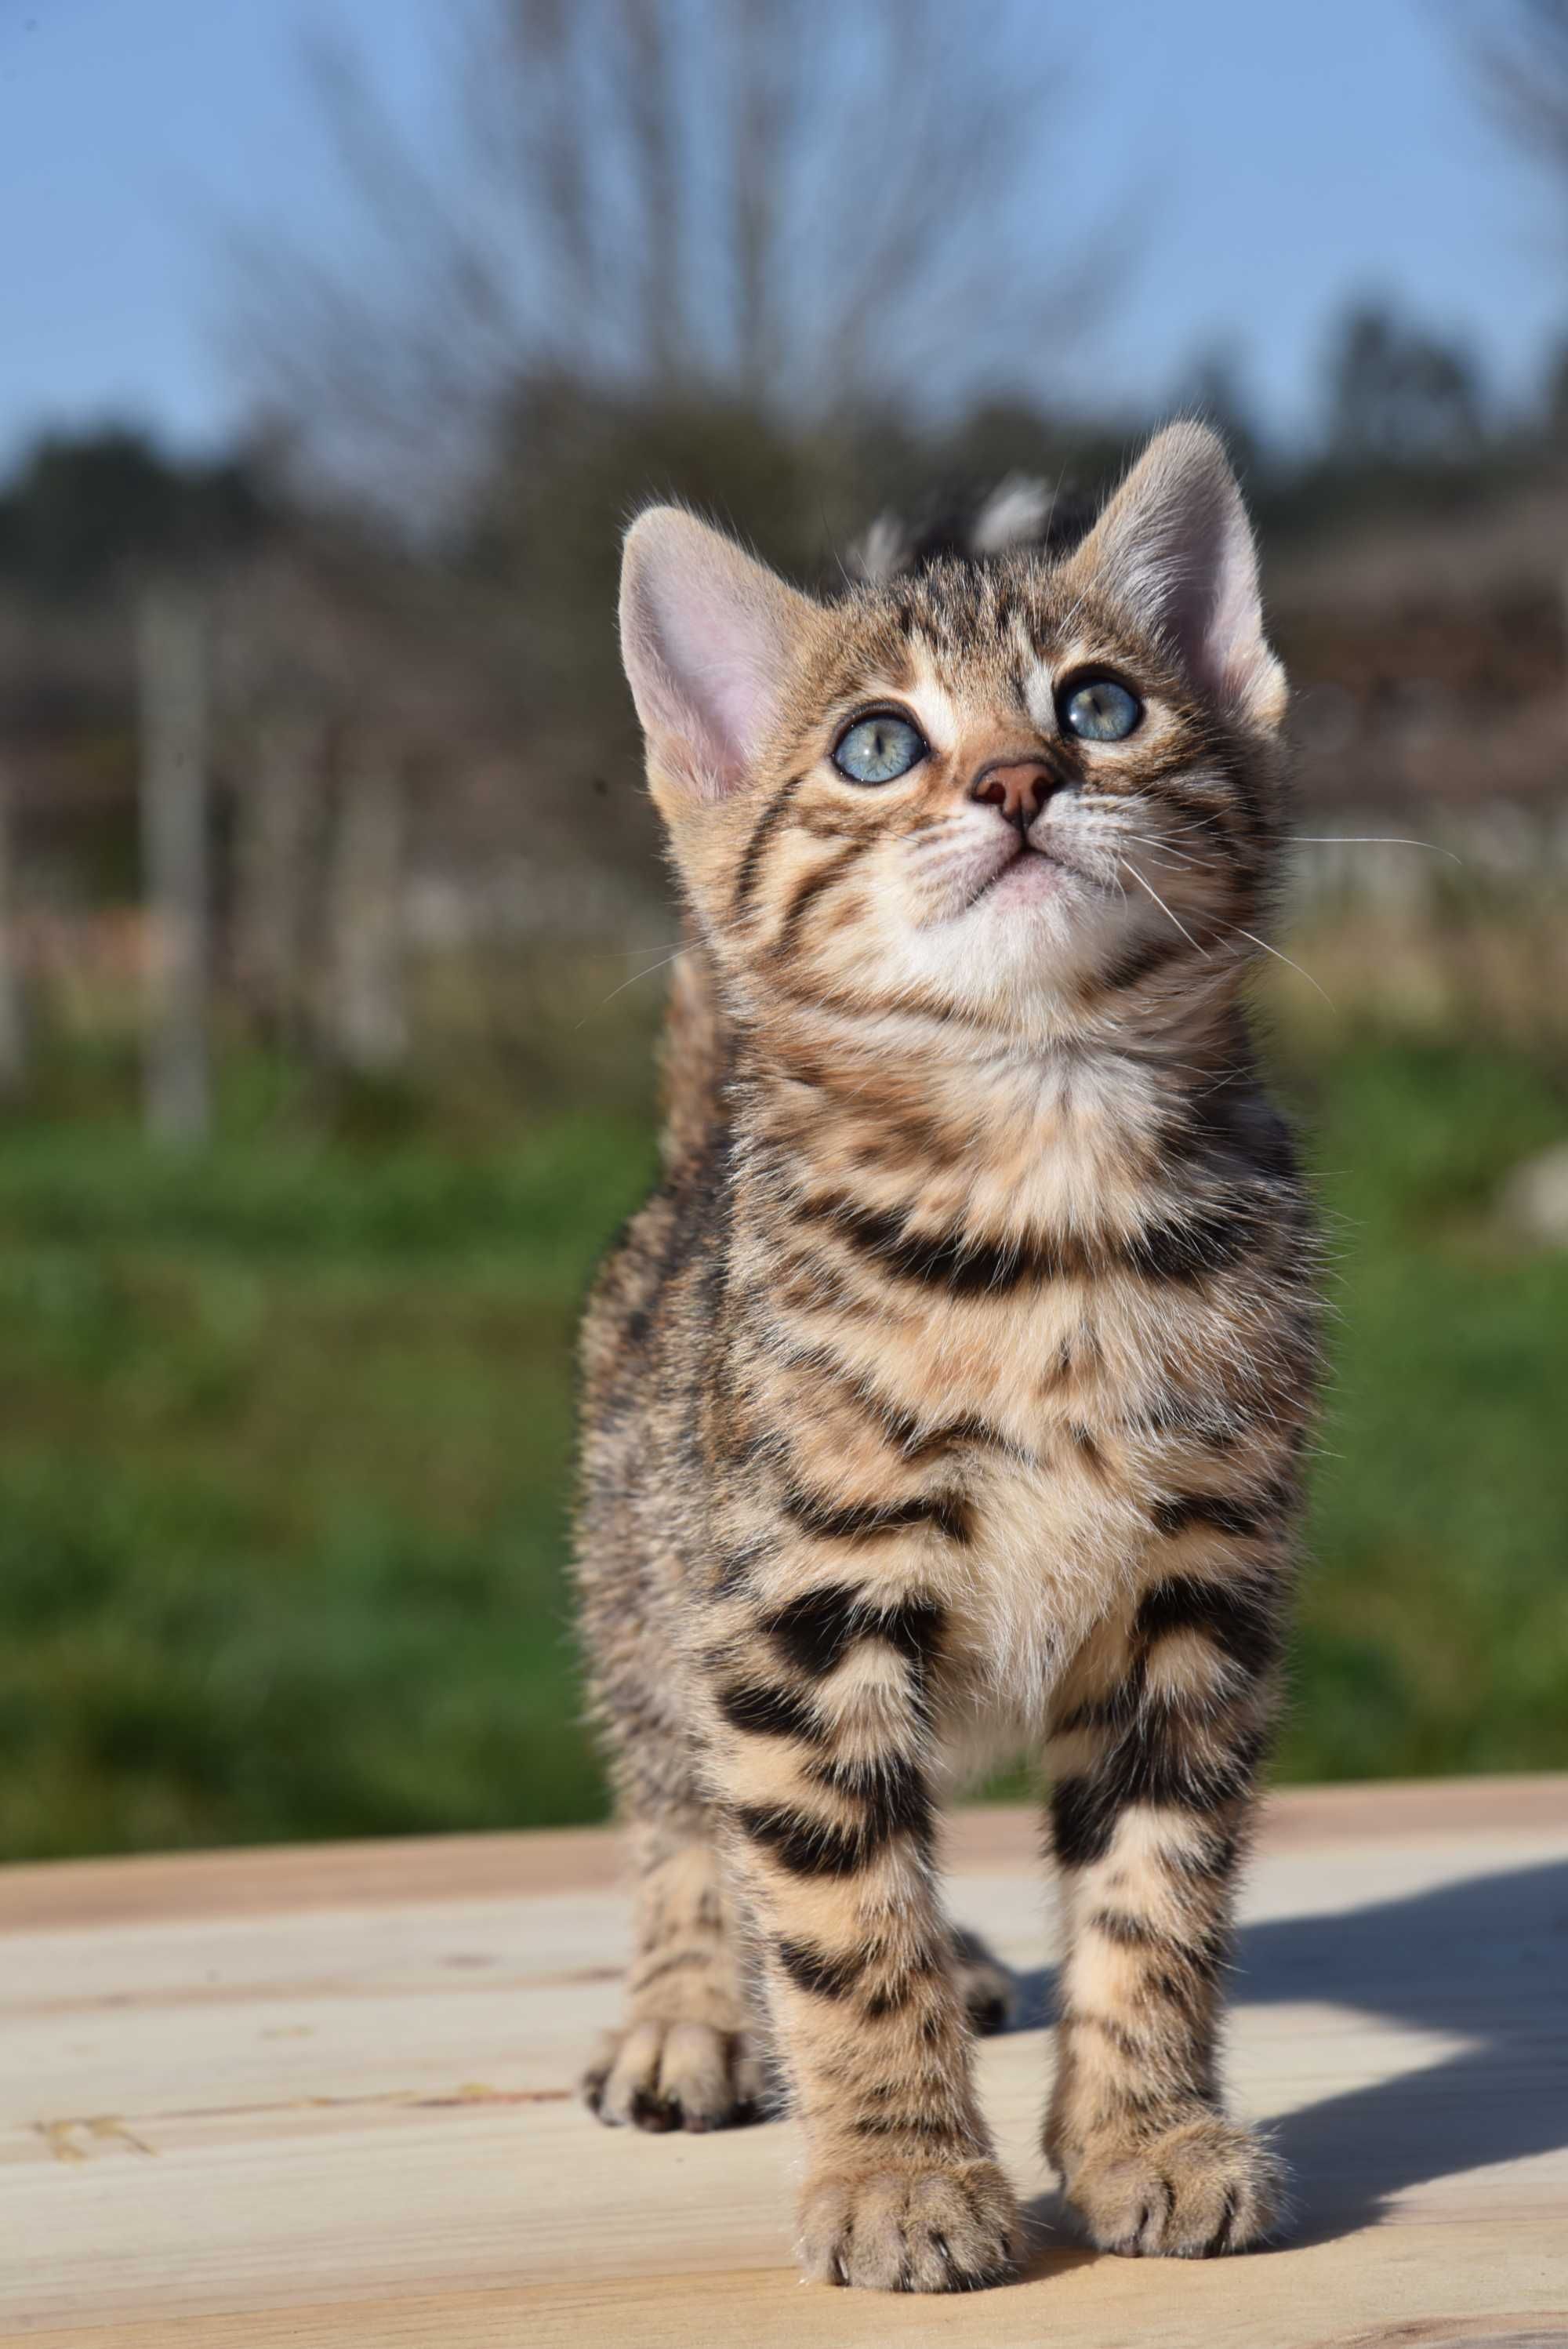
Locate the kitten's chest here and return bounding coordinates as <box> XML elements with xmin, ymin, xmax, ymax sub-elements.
<box><xmin>916</xmin><ymin>1422</ymin><xmax>1142</xmax><ymax>1770</ymax></box>
<box><xmin>871</xmin><ymin>1252</ymin><xmax>1171</xmax><ymax>1464</ymax></box>
<box><xmin>835</xmin><ymin>1274</ymin><xmax>1153</xmax><ymax>1696</ymax></box>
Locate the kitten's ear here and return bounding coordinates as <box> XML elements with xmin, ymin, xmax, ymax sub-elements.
<box><xmin>620</xmin><ymin>508</ymin><xmax>817</xmax><ymax>803</ymax></box>
<box><xmin>1070</xmin><ymin>423</ymin><xmax>1286</xmax><ymax>728</ymax></box>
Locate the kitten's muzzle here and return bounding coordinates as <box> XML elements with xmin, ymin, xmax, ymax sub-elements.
<box><xmin>971</xmin><ymin>757</ymin><xmax>1069</xmax><ymax>833</ymax></box>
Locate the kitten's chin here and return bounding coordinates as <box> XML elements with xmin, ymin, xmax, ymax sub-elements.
<box><xmin>929</xmin><ymin>869</ymin><xmax>1129</xmax><ymax>1021</ymax></box>
<box><xmin>964</xmin><ymin>851</ymin><xmax>1113</xmax><ymax>964</ymax></box>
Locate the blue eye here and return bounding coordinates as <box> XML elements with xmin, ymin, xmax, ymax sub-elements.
<box><xmin>832</xmin><ymin>712</ymin><xmax>927</xmax><ymax>784</ymax></box>
<box><xmin>1061</xmin><ymin>677</ymin><xmax>1142</xmax><ymax>742</ymax></box>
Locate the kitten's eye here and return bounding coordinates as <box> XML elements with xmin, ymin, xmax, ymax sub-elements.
<box><xmin>832</xmin><ymin>712</ymin><xmax>927</xmax><ymax>785</ymax></box>
<box><xmin>1061</xmin><ymin>677</ymin><xmax>1142</xmax><ymax>742</ymax></box>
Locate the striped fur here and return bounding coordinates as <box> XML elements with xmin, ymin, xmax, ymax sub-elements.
<box><xmin>575</xmin><ymin>425</ymin><xmax>1319</xmax><ymax>2292</ymax></box>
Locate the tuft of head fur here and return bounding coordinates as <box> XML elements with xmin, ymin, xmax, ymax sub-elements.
<box><xmin>851</xmin><ymin>474</ymin><xmax>1098</xmax><ymax>583</ymax></box>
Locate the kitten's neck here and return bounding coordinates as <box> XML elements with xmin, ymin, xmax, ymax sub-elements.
<box><xmin>728</xmin><ymin>980</ymin><xmax>1258</xmax><ymax>1230</ymax></box>
<box><xmin>731</xmin><ymin>968</ymin><xmax>1253</xmax><ymax>1130</ymax></box>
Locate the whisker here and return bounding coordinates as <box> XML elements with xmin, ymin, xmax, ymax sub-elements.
<box><xmin>1117</xmin><ymin>833</ymin><xmax>1205</xmax><ymax>870</ymax></box>
<box><xmin>590</xmin><ymin>943</ymin><xmax>695</xmax><ymax>1011</ymax></box>
<box><xmin>1120</xmin><ymin>862</ymin><xmax>1210</xmax><ymax>957</ymax></box>
<box><xmin>582</xmin><ymin>907</ymin><xmax>758</xmax><ymax>1019</ymax></box>
<box><xmin>1294</xmin><ymin>836</ymin><xmax>1465</xmax><ymax>864</ymax></box>
<box><xmin>1226</xmin><ymin>925</ymin><xmax>1337</xmax><ymax>1007</ymax></box>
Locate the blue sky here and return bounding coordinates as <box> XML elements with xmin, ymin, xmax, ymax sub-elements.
<box><xmin>0</xmin><ymin>0</ymin><xmax>1557</xmax><ymax>469</ymax></box>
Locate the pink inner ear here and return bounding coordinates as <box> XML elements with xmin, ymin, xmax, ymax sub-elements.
<box><xmin>1158</xmin><ymin>505</ymin><xmax>1258</xmax><ymax>701</ymax></box>
<box><xmin>650</xmin><ymin>587</ymin><xmax>776</xmax><ymax>778</ymax></box>
<box><xmin>1076</xmin><ymin>425</ymin><xmax>1282</xmax><ymax>727</ymax></box>
<box><xmin>620</xmin><ymin>510</ymin><xmax>812</xmax><ymax>801</ymax></box>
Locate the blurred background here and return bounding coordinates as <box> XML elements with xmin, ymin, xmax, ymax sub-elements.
<box><xmin>0</xmin><ymin>0</ymin><xmax>1564</xmax><ymax>1861</ymax></box>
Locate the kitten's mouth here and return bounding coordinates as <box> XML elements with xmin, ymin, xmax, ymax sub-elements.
<box><xmin>962</xmin><ymin>840</ymin><xmax>1088</xmax><ymax>912</ymax></box>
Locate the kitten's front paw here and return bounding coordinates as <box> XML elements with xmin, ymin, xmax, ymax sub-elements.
<box><xmin>798</xmin><ymin>2158</ymin><xmax>1018</xmax><ymax>2292</ymax></box>
<box><xmin>581</xmin><ymin>2019</ymin><xmax>766</xmax><ymax>2133</ymax></box>
<box><xmin>1061</xmin><ymin>2115</ymin><xmax>1283</xmax><ymax>2258</ymax></box>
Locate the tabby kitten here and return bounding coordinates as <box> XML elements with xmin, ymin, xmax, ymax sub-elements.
<box><xmin>575</xmin><ymin>423</ymin><xmax>1319</xmax><ymax>2293</ymax></box>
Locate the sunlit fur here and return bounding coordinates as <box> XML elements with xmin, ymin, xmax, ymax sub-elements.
<box><xmin>575</xmin><ymin>427</ymin><xmax>1321</xmax><ymax>2293</ymax></box>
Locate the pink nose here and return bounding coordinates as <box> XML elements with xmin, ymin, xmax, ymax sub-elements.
<box><xmin>971</xmin><ymin>758</ymin><xmax>1057</xmax><ymax>830</ymax></box>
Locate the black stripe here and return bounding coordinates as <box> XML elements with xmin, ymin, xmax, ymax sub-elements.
<box><xmin>1085</xmin><ymin>1906</ymin><xmax>1159</xmax><ymax>1950</ymax></box>
<box><xmin>865</xmin><ymin>1980</ymin><xmax>916</xmax><ymax>2020</ymax></box>
<box><xmin>1054</xmin><ymin>1660</ymin><xmax>1146</xmax><ymax>1737</ymax></box>
<box><xmin>781</xmin><ymin>1483</ymin><xmax>972</xmax><ymax>1545</ymax></box>
<box><xmin>1135</xmin><ymin>1575</ymin><xmax>1282</xmax><ymax>1680</ymax></box>
<box><xmin>1050</xmin><ymin>1722</ymin><xmax>1267</xmax><ymax>1870</ymax></box>
<box><xmin>1060</xmin><ymin>2007</ymin><xmax>1150</xmax><ymax>2062</ymax></box>
<box><xmin>1086</xmin><ymin>1909</ymin><xmax>1226</xmax><ymax>1982</ymax></box>
<box><xmin>735</xmin><ymin>1803</ymin><xmax>870</xmax><ymax>1877</ymax></box>
<box><xmin>1150</xmin><ymin>1492</ymin><xmax>1281</xmax><ymax>1542</ymax></box>
<box><xmin>810</xmin><ymin>1752</ymin><xmax>934</xmax><ymax>1847</ymax></box>
<box><xmin>731</xmin><ymin>772</ymin><xmax>805</xmax><ymax>918</ymax></box>
<box><xmin>771</xmin><ymin>844</ymin><xmax>861</xmax><ymax>957</ymax></box>
<box><xmin>804</xmin><ymin>1193</ymin><xmax>1047</xmax><ymax>1294</ymax></box>
<box><xmin>892</xmin><ymin>1410</ymin><xmax>1017</xmax><ymax>1462</ymax></box>
<box><xmin>716</xmin><ymin>1678</ymin><xmax>825</xmax><ymax>1744</ymax></box>
<box><xmin>776</xmin><ymin>1938</ymin><xmax>866</xmax><ymax>1999</ymax></box>
<box><xmin>1123</xmin><ymin>1207</ymin><xmax>1261</xmax><ymax>1283</ymax></box>
<box><xmin>1134</xmin><ymin>1392</ymin><xmax>1244</xmax><ymax>1448</ymax></box>
<box><xmin>804</xmin><ymin>1187</ymin><xmax>1262</xmax><ymax>1294</ymax></box>
<box><xmin>1174</xmin><ymin>1089</ymin><xmax>1301</xmax><ymax>1186</ymax></box>
<box><xmin>765</xmin><ymin>1585</ymin><xmax>946</xmax><ymax>1681</ymax></box>
<box><xmin>757</xmin><ymin>1341</ymin><xmax>1016</xmax><ymax>1466</ymax></box>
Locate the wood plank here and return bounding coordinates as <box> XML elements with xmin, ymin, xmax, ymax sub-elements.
<box><xmin>5</xmin><ymin>1774</ymin><xmax>1563</xmax><ymax>1933</ymax></box>
<box><xmin>2</xmin><ymin>1779</ymin><xmax>1565</xmax><ymax>2346</ymax></box>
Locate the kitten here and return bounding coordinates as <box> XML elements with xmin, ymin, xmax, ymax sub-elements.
<box><xmin>575</xmin><ymin>424</ymin><xmax>1319</xmax><ymax>2293</ymax></box>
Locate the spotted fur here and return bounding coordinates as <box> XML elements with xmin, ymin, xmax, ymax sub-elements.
<box><xmin>575</xmin><ymin>424</ymin><xmax>1319</xmax><ymax>2292</ymax></box>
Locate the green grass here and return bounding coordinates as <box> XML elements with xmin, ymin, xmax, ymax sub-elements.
<box><xmin>0</xmin><ymin>1078</ymin><xmax>659</xmax><ymax>1858</ymax></box>
<box><xmin>1283</xmin><ymin>1036</ymin><xmax>1568</xmax><ymax>1780</ymax></box>
<box><xmin>0</xmin><ymin>1015</ymin><xmax>1564</xmax><ymax>1859</ymax></box>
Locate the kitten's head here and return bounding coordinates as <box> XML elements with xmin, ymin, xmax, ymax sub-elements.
<box><xmin>619</xmin><ymin>423</ymin><xmax>1287</xmax><ymax>1049</ymax></box>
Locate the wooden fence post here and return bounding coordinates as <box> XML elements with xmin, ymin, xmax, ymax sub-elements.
<box><xmin>234</xmin><ymin>706</ymin><xmax>325</xmax><ymax>1048</ymax></box>
<box><xmin>0</xmin><ymin>761</ymin><xmax>25</xmax><ymax>1096</ymax></box>
<box><xmin>325</xmin><ymin>740</ymin><xmax>407</xmax><ymax>1075</ymax></box>
<box><xmin>138</xmin><ymin>586</ymin><xmax>210</xmax><ymax>1145</ymax></box>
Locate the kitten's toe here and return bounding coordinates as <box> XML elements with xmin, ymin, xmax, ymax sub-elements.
<box><xmin>581</xmin><ymin>2019</ymin><xmax>766</xmax><ymax>2133</ymax></box>
<box><xmin>1059</xmin><ymin>2115</ymin><xmax>1284</xmax><ymax>2258</ymax></box>
<box><xmin>799</xmin><ymin>2158</ymin><xmax>1018</xmax><ymax>2292</ymax></box>
<box><xmin>952</xmin><ymin>1926</ymin><xmax>1018</xmax><ymax>2036</ymax></box>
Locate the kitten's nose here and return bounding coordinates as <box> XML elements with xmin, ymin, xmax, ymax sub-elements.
<box><xmin>971</xmin><ymin>757</ymin><xmax>1059</xmax><ymax>832</ymax></box>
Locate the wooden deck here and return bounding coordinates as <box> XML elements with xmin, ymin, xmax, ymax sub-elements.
<box><xmin>3</xmin><ymin>1777</ymin><xmax>1566</xmax><ymax>2347</ymax></box>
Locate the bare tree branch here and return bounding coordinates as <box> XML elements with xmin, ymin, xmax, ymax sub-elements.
<box><xmin>1460</xmin><ymin>1</ymin><xmax>1568</xmax><ymax>201</ymax></box>
<box><xmin>226</xmin><ymin>0</ymin><xmax>1132</xmax><ymax>503</ymax></box>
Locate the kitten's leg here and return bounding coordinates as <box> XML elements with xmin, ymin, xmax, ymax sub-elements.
<box><xmin>709</xmin><ymin>1592</ymin><xmax>1018</xmax><ymax>2293</ymax></box>
<box><xmin>581</xmin><ymin>1815</ymin><xmax>768</xmax><ymax>2132</ymax></box>
<box><xmin>1043</xmin><ymin>1572</ymin><xmax>1287</xmax><ymax>2258</ymax></box>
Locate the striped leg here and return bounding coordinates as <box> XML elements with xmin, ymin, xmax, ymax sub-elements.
<box><xmin>713</xmin><ymin>1582</ymin><xmax>1018</xmax><ymax>2293</ymax></box>
<box><xmin>1043</xmin><ymin>1570</ymin><xmax>1286</xmax><ymax>2257</ymax></box>
<box><xmin>581</xmin><ymin>1820</ymin><xmax>766</xmax><ymax>2132</ymax></box>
